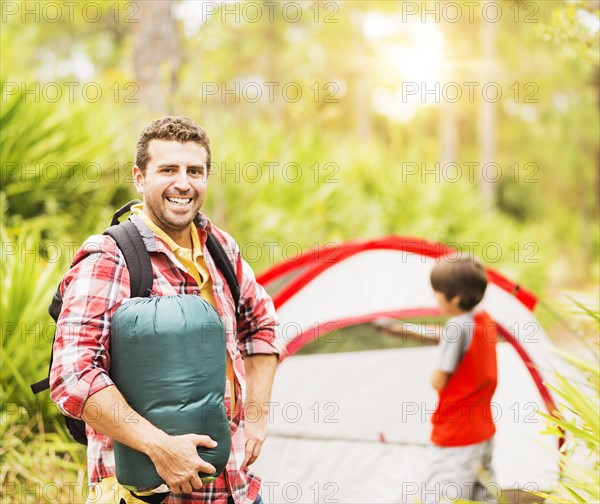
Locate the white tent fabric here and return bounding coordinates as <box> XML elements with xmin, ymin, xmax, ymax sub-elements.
<box><xmin>252</xmin><ymin>238</ymin><xmax>562</xmax><ymax>503</ymax></box>
<box><xmin>253</xmin><ymin>346</ymin><xmax>557</xmax><ymax>503</ymax></box>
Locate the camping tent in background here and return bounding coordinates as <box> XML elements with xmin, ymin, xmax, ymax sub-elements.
<box><xmin>251</xmin><ymin>237</ymin><xmax>563</xmax><ymax>504</ymax></box>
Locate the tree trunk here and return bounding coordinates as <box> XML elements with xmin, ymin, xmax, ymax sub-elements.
<box><xmin>351</xmin><ymin>9</ymin><xmax>371</xmax><ymax>140</ymax></box>
<box><xmin>132</xmin><ymin>1</ymin><xmax>182</xmax><ymax>114</ymax></box>
<box><xmin>478</xmin><ymin>2</ymin><xmax>498</xmax><ymax>211</ymax></box>
<box><xmin>439</xmin><ymin>24</ymin><xmax>458</xmax><ymax>168</ymax></box>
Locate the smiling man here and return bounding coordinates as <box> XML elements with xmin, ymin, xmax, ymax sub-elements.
<box><xmin>133</xmin><ymin>136</ymin><xmax>209</xmax><ymax>248</ymax></box>
<box><xmin>50</xmin><ymin>116</ymin><xmax>283</xmax><ymax>504</ymax></box>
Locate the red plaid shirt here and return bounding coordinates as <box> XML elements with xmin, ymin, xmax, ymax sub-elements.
<box><xmin>49</xmin><ymin>213</ymin><xmax>283</xmax><ymax>504</ymax></box>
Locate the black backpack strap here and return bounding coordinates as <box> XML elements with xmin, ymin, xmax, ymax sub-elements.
<box><xmin>206</xmin><ymin>233</ymin><xmax>240</xmax><ymax>315</ymax></box>
<box><xmin>104</xmin><ymin>220</ymin><xmax>154</xmax><ymax>298</ymax></box>
<box><xmin>31</xmin><ymin>207</ymin><xmax>152</xmax><ymax>396</ymax></box>
<box><xmin>112</xmin><ymin>199</ymin><xmax>143</xmax><ymax>226</ymax></box>
<box><xmin>30</xmin><ymin>376</ymin><xmax>50</xmax><ymax>394</ymax></box>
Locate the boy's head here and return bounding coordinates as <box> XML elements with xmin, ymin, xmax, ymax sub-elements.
<box><xmin>430</xmin><ymin>256</ymin><xmax>488</xmax><ymax>314</ymax></box>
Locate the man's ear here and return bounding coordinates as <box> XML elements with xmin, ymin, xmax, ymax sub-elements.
<box><xmin>132</xmin><ymin>165</ymin><xmax>144</xmax><ymax>194</ymax></box>
<box><xmin>450</xmin><ymin>295</ymin><xmax>461</xmax><ymax>308</ymax></box>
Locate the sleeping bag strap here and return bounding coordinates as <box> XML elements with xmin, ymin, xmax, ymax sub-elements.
<box><xmin>128</xmin><ymin>491</ymin><xmax>170</xmax><ymax>504</ymax></box>
<box><xmin>30</xmin><ymin>217</ymin><xmax>153</xmax><ymax>397</ymax></box>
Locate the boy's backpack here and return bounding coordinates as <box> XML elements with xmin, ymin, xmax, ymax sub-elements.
<box><xmin>30</xmin><ymin>200</ymin><xmax>240</xmax><ymax>445</ymax></box>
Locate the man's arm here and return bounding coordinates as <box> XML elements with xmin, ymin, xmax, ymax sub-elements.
<box><xmin>82</xmin><ymin>385</ymin><xmax>217</xmax><ymax>494</ymax></box>
<box><xmin>220</xmin><ymin>234</ymin><xmax>283</xmax><ymax>467</ymax></box>
<box><xmin>242</xmin><ymin>354</ymin><xmax>278</xmax><ymax>468</ymax></box>
<box><xmin>50</xmin><ymin>237</ymin><xmax>217</xmax><ymax>494</ymax></box>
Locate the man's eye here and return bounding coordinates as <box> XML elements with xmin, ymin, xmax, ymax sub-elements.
<box><xmin>189</xmin><ymin>168</ymin><xmax>205</xmax><ymax>176</ymax></box>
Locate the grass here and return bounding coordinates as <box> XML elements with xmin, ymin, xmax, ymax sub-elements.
<box><xmin>533</xmin><ymin>303</ymin><xmax>600</xmax><ymax>504</ymax></box>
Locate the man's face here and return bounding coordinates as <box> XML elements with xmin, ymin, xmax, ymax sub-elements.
<box><xmin>133</xmin><ymin>139</ymin><xmax>208</xmax><ymax>239</ymax></box>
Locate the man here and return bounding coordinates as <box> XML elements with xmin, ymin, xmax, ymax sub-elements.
<box><xmin>50</xmin><ymin>116</ymin><xmax>283</xmax><ymax>504</ymax></box>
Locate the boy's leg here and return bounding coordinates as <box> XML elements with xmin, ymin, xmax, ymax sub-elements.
<box><xmin>473</xmin><ymin>438</ymin><xmax>499</xmax><ymax>504</ymax></box>
<box><xmin>422</xmin><ymin>441</ymin><xmax>495</xmax><ymax>503</ymax></box>
<box><xmin>422</xmin><ymin>444</ymin><xmax>475</xmax><ymax>503</ymax></box>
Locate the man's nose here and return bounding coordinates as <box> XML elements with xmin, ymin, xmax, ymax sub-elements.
<box><xmin>173</xmin><ymin>169</ymin><xmax>191</xmax><ymax>191</ymax></box>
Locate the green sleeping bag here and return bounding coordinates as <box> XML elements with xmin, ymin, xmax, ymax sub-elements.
<box><xmin>110</xmin><ymin>294</ymin><xmax>231</xmax><ymax>491</ymax></box>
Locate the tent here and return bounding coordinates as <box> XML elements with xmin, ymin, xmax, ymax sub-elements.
<box><xmin>251</xmin><ymin>237</ymin><xmax>563</xmax><ymax>504</ymax></box>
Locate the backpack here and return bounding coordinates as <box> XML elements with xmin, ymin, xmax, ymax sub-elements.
<box><xmin>30</xmin><ymin>200</ymin><xmax>240</xmax><ymax>446</ymax></box>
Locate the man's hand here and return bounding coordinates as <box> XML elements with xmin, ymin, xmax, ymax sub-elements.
<box><xmin>148</xmin><ymin>433</ymin><xmax>217</xmax><ymax>494</ymax></box>
<box><xmin>82</xmin><ymin>387</ymin><xmax>217</xmax><ymax>495</ymax></box>
<box><xmin>243</xmin><ymin>411</ymin><xmax>268</xmax><ymax>468</ymax></box>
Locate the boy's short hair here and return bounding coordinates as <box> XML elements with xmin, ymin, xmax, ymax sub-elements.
<box><xmin>430</xmin><ymin>256</ymin><xmax>488</xmax><ymax>311</ymax></box>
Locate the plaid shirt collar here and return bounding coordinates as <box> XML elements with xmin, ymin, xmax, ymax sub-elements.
<box><xmin>129</xmin><ymin>210</ymin><xmax>213</xmax><ymax>255</ymax></box>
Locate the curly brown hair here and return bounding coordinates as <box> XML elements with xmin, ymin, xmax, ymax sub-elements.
<box><xmin>135</xmin><ymin>116</ymin><xmax>211</xmax><ymax>172</ymax></box>
<box><xmin>430</xmin><ymin>256</ymin><xmax>488</xmax><ymax>311</ymax></box>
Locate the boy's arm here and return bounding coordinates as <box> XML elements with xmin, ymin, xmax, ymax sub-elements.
<box><xmin>431</xmin><ymin>319</ymin><xmax>464</xmax><ymax>391</ymax></box>
<box><xmin>372</xmin><ymin>318</ymin><xmax>441</xmax><ymax>343</ymax></box>
<box><xmin>431</xmin><ymin>369</ymin><xmax>451</xmax><ymax>391</ymax></box>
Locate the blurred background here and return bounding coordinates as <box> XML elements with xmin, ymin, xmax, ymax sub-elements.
<box><xmin>1</xmin><ymin>0</ymin><xmax>598</xmax><ymax>502</ymax></box>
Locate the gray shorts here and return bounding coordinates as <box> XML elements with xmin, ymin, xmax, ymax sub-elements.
<box><xmin>421</xmin><ymin>437</ymin><xmax>499</xmax><ymax>504</ymax></box>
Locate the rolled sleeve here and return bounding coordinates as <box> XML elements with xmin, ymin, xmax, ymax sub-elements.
<box><xmin>230</xmin><ymin>242</ymin><xmax>284</xmax><ymax>361</ymax></box>
<box><xmin>54</xmin><ymin>368</ymin><xmax>114</xmax><ymax>419</ymax></box>
<box><xmin>239</xmin><ymin>328</ymin><xmax>283</xmax><ymax>359</ymax></box>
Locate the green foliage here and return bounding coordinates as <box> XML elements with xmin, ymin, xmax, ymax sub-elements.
<box><xmin>0</xmin><ymin>80</ymin><xmax>137</xmax><ymax>241</ymax></box>
<box><xmin>2</xmin><ymin>0</ymin><xmax>598</xmax><ymax>287</ymax></box>
<box><xmin>535</xmin><ymin>306</ymin><xmax>600</xmax><ymax>504</ymax></box>
<box><xmin>0</xmin><ymin>227</ymin><xmax>61</xmax><ymax>408</ymax></box>
<box><xmin>0</xmin><ymin>227</ymin><xmax>87</xmax><ymax>502</ymax></box>
<box><xmin>1</xmin><ymin>406</ymin><xmax>87</xmax><ymax>503</ymax></box>
<box><xmin>201</xmin><ymin>116</ymin><xmax>552</xmax><ymax>292</ymax></box>
<box><xmin>538</xmin><ymin>0</ymin><xmax>600</xmax><ymax>64</ymax></box>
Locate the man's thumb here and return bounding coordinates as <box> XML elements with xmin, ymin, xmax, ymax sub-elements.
<box><xmin>193</xmin><ymin>434</ymin><xmax>217</xmax><ymax>448</ymax></box>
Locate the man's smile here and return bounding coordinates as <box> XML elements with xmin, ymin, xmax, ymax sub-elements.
<box><xmin>166</xmin><ymin>196</ymin><xmax>193</xmax><ymax>207</ymax></box>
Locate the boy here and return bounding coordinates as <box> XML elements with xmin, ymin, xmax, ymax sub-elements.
<box><xmin>423</xmin><ymin>256</ymin><xmax>498</xmax><ymax>504</ymax></box>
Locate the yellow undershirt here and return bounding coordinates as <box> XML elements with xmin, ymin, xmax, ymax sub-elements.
<box><xmin>131</xmin><ymin>205</ymin><xmax>235</xmax><ymax>416</ymax></box>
